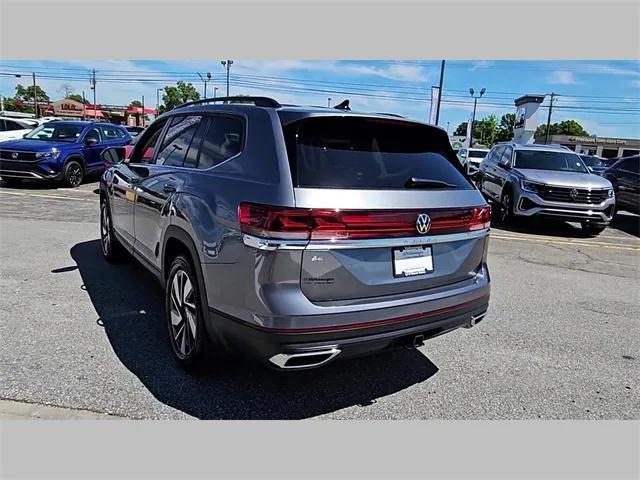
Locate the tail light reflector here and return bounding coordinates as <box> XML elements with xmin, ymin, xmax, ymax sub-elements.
<box><xmin>238</xmin><ymin>203</ymin><xmax>491</xmax><ymax>241</ymax></box>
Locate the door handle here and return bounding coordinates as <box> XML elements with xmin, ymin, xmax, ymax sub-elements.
<box><xmin>163</xmin><ymin>182</ymin><xmax>177</xmax><ymax>193</ymax></box>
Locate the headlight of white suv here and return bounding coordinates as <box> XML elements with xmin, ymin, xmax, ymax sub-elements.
<box><xmin>606</xmin><ymin>188</ymin><xmax>614</xmax><ymax>198</ymax></box>
<box><xmin>520</xmin><ymin>180</ymin><xmax>539</xmax><ymax>193</ymax></box>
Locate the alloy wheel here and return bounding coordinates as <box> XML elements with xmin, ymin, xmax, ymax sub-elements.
<box><xmin>169</xmin><ymin>270</ymin><xmax>198</xmax><ymax>358</ymax></box>
<box><xmin>100</xmin><ymin>203</ymin><xmax>111</xmax><ymax>255</ymax></box>
<box><xmin>67</xmin><ymin>164</ymin><xmax>82</xmax><ymax>187</ymax></box>
<box><xmin>501</xmin><ymin>193</ymin><xmax>512</xmax><ymax>224</ymax></box>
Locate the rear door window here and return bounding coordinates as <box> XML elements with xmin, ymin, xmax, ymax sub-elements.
<box><xmin>155</xmin><ymin>115</ymin><xmax>202</xmax><ymax>167</ymax></box>
<box><xmin>281</xmin><ymin>116</ymin><xmax>472</xmax><ymax>190</ymax></box>
<box><xmin>197</xmin><ymin>115</ymin><xmax>244</xmax><ymax>169</ymax></box>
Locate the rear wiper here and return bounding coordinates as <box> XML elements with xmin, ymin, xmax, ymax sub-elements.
<box><xmin>404</xmin><ymin>177</ymin><xmax>458</xmax><ymax>189</ymax></box>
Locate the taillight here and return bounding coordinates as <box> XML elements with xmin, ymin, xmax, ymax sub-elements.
<box><xmin>238</xmin><ymin>203</ymin><xmax>491</xmax><ymax>241</ymax></box>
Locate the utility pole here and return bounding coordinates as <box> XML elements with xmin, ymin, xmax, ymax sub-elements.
<box><xmin>327</xmin><ymin>97</ymin><xmax>332</xmax><ymax>108</ymax></box>
<box><xmin>91</xmin><ymin>69</ymin><xmax>97</xmax><ymax>120</ymax></box>
<box><xmin>434</xmin><ymin>60</ymin><xmax>445</xmax><ymax>126</ymax></box>
<box><xmin>32</xmin><ymin>72</ymin><xmax>39</xmax><ymax>118</ymax></box>
<box><xmin>544</xmin><ymin>92</ymin><xmax>556</xmax><ymax>144</ymax></box>
<box><xmin>141</xmin><ymin>95</ymin><xmax>145</xmax><ymax>127</ymax></box>
<box><xmin>446</xmin><ymin>121</ymin><xmax>450</xmax><ymax>134</ymax></box>
<box><xmin>468</xmin><ymin>87</ymin><xmax>486</xmax><ymax>148</ymax></box>
<box><xmin>213</xmin><ymin>87</ymin><xmax>218</xmax><ymax>99</ymax></box>
<box><xmin>82</xmin><ymin>90</ymin><xmax>86</xmax><ymax>120</ymax></box>
<box><xmin>221</xmin><ymin>60</ymin><xmax>233</xmax><ymax>97</ymax></box>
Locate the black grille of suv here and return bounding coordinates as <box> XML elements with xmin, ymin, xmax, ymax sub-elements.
<box><xmin>536</xmin><ymin>186</ymin><xmax>609</xmax><ymax>204</ymax></box>
<box><xmin>0</xmin><ymin>150</ymin><xmax>39</xmax><ymax>161</ymax></box>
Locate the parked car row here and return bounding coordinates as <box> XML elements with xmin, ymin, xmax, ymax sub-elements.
<box><xmin>0</xmin><ymin>120</ymin><xmax>132</xmax><ymax>187</ymax></box>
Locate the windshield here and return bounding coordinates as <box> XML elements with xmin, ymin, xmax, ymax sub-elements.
<box><xmin>580</xmin><ymin>155</ymin><xmax>603</xmax><ymax>168</ymax></box>
<box><xmin>281</xmin><ymin>116</ymin><xmax>472</xmax><ymax>190</ymax></box>
<box><xmin>514</xmin><ymin>150</ymin><xmax>589</xmax><ymax>173</ymax></box>
<box><xmin>468</xmin><ymin>150</ymin><xmax>488</xmax><ymax>158</ymax></box>
<box><xmin>24</xmin><ymin>123</ymin><xmax>84</xmax><ymax>142</ymax></box>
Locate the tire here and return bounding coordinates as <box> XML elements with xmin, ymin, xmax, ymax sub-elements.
<box><xmin>499</xmin><ymin>188</ymin><xmax>514</xmax><ymax>226</ymax></box>
<box><xmin>165</xmin><ymin>254</ymin><xmax>213</xmax><ymax>369</ymax></box>
<box><xmin>62</xmin><ymin>159</ymin><xmax>84</xmax><ymax>188</ymax></box>
<box><xmin>1</xmin><ymin>177</ymin><xmax>22</xmax><ymax>188</ymax></box>
<box><xmin>100</xmin><ymin>197</ymin><xmax>124</xmax><ymax>262</ymax></box>
<box><xmin>581</xmin><ymin>222</ymin><xmax>607</xmax><ymax>236</ymax></box>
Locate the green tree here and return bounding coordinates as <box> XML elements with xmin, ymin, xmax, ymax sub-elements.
<box><xmin>474</xmin><ymin>115</ymin><xmax>498</xmax><ymax>147</ymax></box>
<box><xmin>158</xmin><ymin>81</ymin><xmax>200</xmax><ymax>113</ymax></box>
<box><xmin>130</xmin><ymin>100</ymin><xmax>142</xmax><ymax>107</ymax></box>
<box><xmin>496</xmin><ymin>113</ymin><xmax>515</xmax><ymax>142</ymax></box>
<box><xmin>15</xmin><ymin>84</ymin><xmax>49</xmax><ymax>103</ymax></box>
<box><xmin>535</xmin><ymin>120</ymin><xmax>589</xmax><ymax>138</ymax></box>
<box><xmin>454</xmin><ymin>122</ymin><xmax>468</xmax><ymax>136</ymax></box>
<box><xmin>67</xmin><ymin>93</ymin><xmax>88</xmax><ymax>104</ymax></box>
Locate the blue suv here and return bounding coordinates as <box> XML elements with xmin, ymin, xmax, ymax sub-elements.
<box><xmin>0</xmin><ymin>120</ymin><xmax>132</xmax><ymax>187</ymax></box>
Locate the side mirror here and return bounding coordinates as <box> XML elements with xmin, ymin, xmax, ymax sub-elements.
<box><xmin>22</xmin><ymin>133</ymin><xmax>29</xmax><ymax>139</ymax></box>
<box><xmin>101</xmin><ymin>146</ymin><xmax>126</xmax><ymax>168</ymax></box>
<box><xmin>84</xmin><ymin>137</ymin><xmax>98</xmax><ymax>146</ymax></box>
<box><xmin>499</xmin><ymin>158</ymin><xmax>511</xmax><ymax>169</ymax></box>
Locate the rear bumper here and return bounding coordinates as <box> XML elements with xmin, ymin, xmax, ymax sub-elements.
<box><xmin>207</xmin><ymin>287</ymin><xmax>490</xmax><ymax>370</ymax></box>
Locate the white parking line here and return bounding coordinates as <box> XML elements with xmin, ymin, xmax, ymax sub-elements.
<box><xmin>0</xmin><ymin>190</ymin><xmax>97</xmax><ymax>202</ymax></box>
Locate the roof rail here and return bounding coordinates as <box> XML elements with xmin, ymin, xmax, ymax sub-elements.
<box><xmin>176</xmin><ymin>96</ymin><xmax>281</xmax><ymax>109</ymax></box>
<box><xmin>374</xmin><ymin>112</ymin><xmax>405</xmax><ymax>118</ymax></box>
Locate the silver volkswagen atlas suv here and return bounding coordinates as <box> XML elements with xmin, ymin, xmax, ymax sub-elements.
<box><xmin>98</xmin><ymin>96</ymin><xmax>492</xmax><ymax>370</ymax></box>
<box><xmin>477</xmin><ymin>143</ymin><xmax>615</xmax><ymax>235</ymax></box>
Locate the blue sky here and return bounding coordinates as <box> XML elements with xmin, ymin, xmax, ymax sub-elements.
<box><xmin>1</xmin><ymin>60</ymin><xmax>638</xmax><ymax>138</ymax></box>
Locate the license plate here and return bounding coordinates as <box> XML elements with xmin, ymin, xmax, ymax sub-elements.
<box><xmin>393</xmin><ymin>245</ymin><xmax>433</xmax><ymax>277</ymax></box>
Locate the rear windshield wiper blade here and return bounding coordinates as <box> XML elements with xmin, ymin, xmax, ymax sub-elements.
<box><xmin>404</xmin><ymin>177</ymin><xmax>458</xmax><ymax>189</ymax></box>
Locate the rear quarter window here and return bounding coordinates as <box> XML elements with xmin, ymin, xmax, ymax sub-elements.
<box><xmin>281</xmin><ymin>116</ymin><xmax>472</xmax><ymax>190</ymax></box>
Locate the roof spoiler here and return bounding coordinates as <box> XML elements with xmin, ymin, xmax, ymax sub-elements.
<box><xmin>333</xmin><ymin>99</ymin><xmax>351</xmax><ymax>111</ymax></box>
<box><xmin>176</xmin><ymin>96</ymin><xmax>281</xmax><ymax>109</ymax></box>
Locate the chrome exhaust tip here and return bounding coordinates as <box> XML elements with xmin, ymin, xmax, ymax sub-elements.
<box><xmin>463</xmin><ymin>312</ymin><xmax>487</xmax><ymax>329</ymax></box>
<box><xmin>269</xmin><ymin>348</ymin><xmax>341</xmax><ymax>369</ymax></box>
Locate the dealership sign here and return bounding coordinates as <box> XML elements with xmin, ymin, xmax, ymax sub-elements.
<box><xmin>567</xmin><ymin>136</ymin><xmax>627</xmax><ymax>145</ymax></box>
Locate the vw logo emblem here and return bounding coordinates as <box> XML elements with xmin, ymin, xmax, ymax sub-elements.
<box><xmin>416</xmin><ymin>214</ymin><xmax>431</xmax><ymax>235</ymax></box>
<box><xmin>569</xmin><ymin>188</ymin><xmax>579</xmax><ymax>201</ymax></box>
<box><xmin>11</xmin><ymin>152</ymin><xmax>18</xmax><ymax>160</ymax></box>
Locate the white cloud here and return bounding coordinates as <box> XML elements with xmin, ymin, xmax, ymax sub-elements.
<box><xmin>469</xmin><ymin>61</ymin><xmax>494</xmax><ymax>71</ymax></box>
<box><xmin>546</xmin><ymin>70</ymin><xmax>578</xmax><ymax>85</ymax></box>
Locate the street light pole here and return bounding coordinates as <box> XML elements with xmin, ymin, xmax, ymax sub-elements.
<box><xmin>32</xmin><ymin>72</ymin><xmax>39</xmax><ymax>118</ymax></box>
<box><xmin>468</xmin><ymin>87</ymin><xmax>485</xmax><ymax>148</ymax></box>
<box><xmin>141</xmin><ymin>95</ymin><xmax>145</xmax><ymax>127</ymax></box>
<box><xmin>221</xmin><ymin>60</ymin><xmax>233</xmax><ymax>97</ymax></box>
<box><xmin>197</xmin><ymin>72</ymin><xmax>211</xmax><ymax>98</ymax></box>
<box><xmin>213</xmin><ymin>87</ymin><xmax>218</xmax><ymax>99</ymax></box>
<box><xmin>82</xmin><ymin>90</ymin><xmax>86</xmax><ymax>120</ymax></box>
<box><xmin>327</xmin><ymin>97</ymin><xmax>331</xmax><ymax>108</ymax></box>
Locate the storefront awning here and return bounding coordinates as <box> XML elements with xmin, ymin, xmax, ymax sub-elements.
<box><xmin>84</xmin><ymin>108</ymin><xmax>105</xmax><ymax>118</ymax></box>
<box><xmin>126</xmin><ymin>106</ymin><xmax>157</xmax><ymax>115</ymax></box>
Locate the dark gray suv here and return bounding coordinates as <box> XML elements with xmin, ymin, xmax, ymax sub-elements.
<box><xmin>99</xmin><ymin>97</ymin><xmax>491</xmax><ymax>370</ymax></box>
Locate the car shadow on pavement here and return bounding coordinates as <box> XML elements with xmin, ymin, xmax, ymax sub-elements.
<box><xmin>491</xmin><ymin>215</ymin><xmax>597</xmax><ymax>238</ymax></box>
<box><xmin>607</xmin><ymin>211</ymin><xmax>640</xmax><ymax>238</ymax></box>
<box><xmin>70</xmin><ymin>240</ymin><xmax>439</xmax><ymax>420</ymax></box>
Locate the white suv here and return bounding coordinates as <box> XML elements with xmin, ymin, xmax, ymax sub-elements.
<box><xmin>457</xmin><ymin>147</ymin><xmax>489</xmax><ymax>176</ymax></box>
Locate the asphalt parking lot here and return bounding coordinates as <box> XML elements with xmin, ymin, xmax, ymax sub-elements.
<box><xmin>0</xmin><ymin>178</ymin><xmax>638</xmax><ymax>420</ymax></box>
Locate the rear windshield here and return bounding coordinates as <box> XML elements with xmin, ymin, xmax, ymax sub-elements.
<box><xmin>468</xmin><ymin>150</ymin><xmax>488</xmax><ymax>158</ymax></box>
<box><xmin>281</xmin><ymin>116</ymin><xmax>472</xmax><ymax>190</ymax></box>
